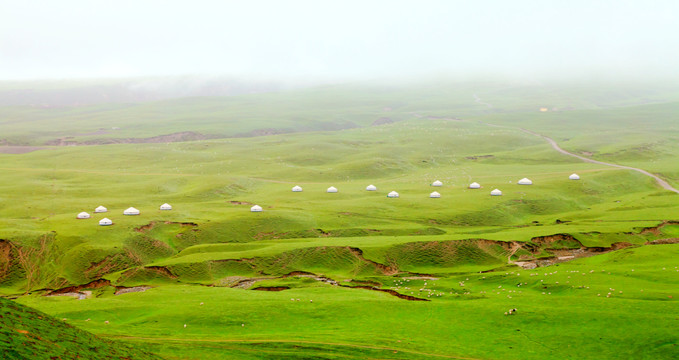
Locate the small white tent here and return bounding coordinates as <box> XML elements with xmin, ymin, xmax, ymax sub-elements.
<box><xmin>327</xmin><ymin>186</ymin><xmax>338</xmax><ymax>193</ymax></box>
<box><xmin>490</xmin><ymin>189</ymin><xmax>503</xmax><ymax>196</ymax></box>
<box><xmin>430</xmin><ymin>191</ymin><xmax>441</xmax><ymax>198</ymax></box>
<box><xmin>366</xmin><ymin>184</ymin><xmax>377</xmax><ymax>191</ymax></box>
<box><xmin>250</xmin><ymin>205</ymin><xmax>263</xmax><ymax>212</ymax></box>
<box><xmin>99</xmin><ymin>218</ymin><xmax>113</xmax><ymax>226</ymax></box>
<box><xmin>77</xmin><ymin>212</ymin><xmax>90</xmax><ymax>219</ymax></box>
<box><xmin>123</xmin><ymin>207</ymin><xmax>140</xmax><ymax>215</ymax></box>
<box><xmin>517</xmin><ymin>178</ymin><xmax>533</xmax><ymax>185</ymax></box>
<box><xmin>94</xmin><ymin>206</ymin><xmax>107</xmax><ymax>213</ymax></box>
<box><xmin>387</xmin><ymin>191</ymin><xmax>399</xmax><ymax>198</ymax></box>
<box><xmin>292</xmin><ymin>185</ymin><xmax>303</xmax><ymax>192</ymax></box>
<box><xmin>469</xmin><ymin>182</ymin><xmax>481</xmax><ymax>189</ymax></box>
<box><xmin>160</xmin><ymin>203</ymin><xmax>172</xmax><ymax>210</ymax></box>
<box><xmin>431</xmin><ymin>180</ymin><xmax>443</xmax><ymax>187</ymax></box>
<box><xmin>569</xmin><ymin>173</ymin><xmax>580</xmax><ymax>180</ymax></box>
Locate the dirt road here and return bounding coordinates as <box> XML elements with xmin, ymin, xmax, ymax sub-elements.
<box><xmin>472</xmin><ymin>93</ymin><xmax>679</xmax><ymax>194</ymax></box>
<box><xmin>518</xmin><ymin>127</ymin><xmax>679</xmax><ymax>194</ymax></box>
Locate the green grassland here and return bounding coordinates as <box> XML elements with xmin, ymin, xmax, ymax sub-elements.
<box><xmin>0</xmin><ymin>296</ymin><xmax>160</xmax><ymax>359</ymax></box>
<box><xmin>1</xmin><ymin>80</ymin><xmax>679</xmax><ymax>359</ymax></box>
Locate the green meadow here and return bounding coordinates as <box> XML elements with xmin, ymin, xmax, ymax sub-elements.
<box><xmin>1</xmin><ymin>80</ymin><xmax>678</xmax><ymax>359</ymax></box>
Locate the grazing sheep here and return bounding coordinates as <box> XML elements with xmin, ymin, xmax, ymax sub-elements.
<box><xmin>505</xmin><ymin>308</ymin><xmax>518</xmax><ymax>315</ymax></box>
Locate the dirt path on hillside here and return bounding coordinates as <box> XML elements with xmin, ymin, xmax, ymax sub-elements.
<box><xmin>472</xmin><ymin>94</ymin><xmax>679</xmax><ymax>194</ymax></box>
<box><xmin>106</xmin><ymin>335</ymin><xmax>480</xmax><ymax>359</ymax></box>
<box><xmin>518</xmin><ymin>127</ymin><xmax>679</xmax><ymax>194</ymax></box>
<box><xmin>472</xmin><ymin>93</ymin><xmax>493</xmax><ymax>109</ymax></box>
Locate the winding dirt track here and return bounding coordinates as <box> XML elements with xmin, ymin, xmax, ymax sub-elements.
<box><xmin>519</xmin><ymin>127</ymin><xmax>679</xmax><ymax>194</ymax></box>
<box><xmin>473</xmin><ymin>93</ymin><xmax>679</xmax><ymax>194</ymax></box>
<box><xmin>106</xmin><ymin>335</ymin><xmax>480</xmax><ymax>359</ymax></box>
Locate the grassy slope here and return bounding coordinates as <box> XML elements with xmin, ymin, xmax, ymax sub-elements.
<box><xmin>2</xmin><ymin>80</ymin><xmax>679</xmax><ymax>359</ymax></box>
<box><xmin>14</xmin><ymin>245</ymin><xmax>679</xmax><ymax>360</ymax></box>
<box><xmin>2</xmin><ymin>119</ymin><xmax>677</xmax><ymax>289</ymax></box>
<box><xmin>0</xmin><ymin>296</ymin><xmax>160</xmax><ymax>359</ymax></box>
<box><xmin>0</xmin><ymin>82</ymin><xmax>487</xmax><ymax>145</ymax></box>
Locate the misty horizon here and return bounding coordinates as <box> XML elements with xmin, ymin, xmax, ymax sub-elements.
<box><xmin>2</xmin><ymin>0</ymin><xmax>679</xmax><ymax>82</ymax></box>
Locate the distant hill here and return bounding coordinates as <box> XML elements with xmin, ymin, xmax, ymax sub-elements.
<box><xmin>0</xmin><ymin>76</ymin><xmax>304</xmax><ymax>107</ymax></box>
<box><xmin>0</xmin><ymin>297</ymin><xmax>161</xmax><ymax>360</ymax></box>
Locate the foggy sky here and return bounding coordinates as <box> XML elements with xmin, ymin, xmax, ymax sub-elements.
<box><xmin>1</xmin><ymin>0</ymin><xmax>678</xmax><ymax>81</ymax></box>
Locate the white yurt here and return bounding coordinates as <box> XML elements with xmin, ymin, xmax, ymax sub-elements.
<box><xmin>387</xmin><ymin>191</ymin><xmax>399</xmax><ymax>198</ymax></box>
<box><xmin>250</xmin><ymin>205</ymin><xmax>263</xmax><ymax>212</ymax></box>
<box><xmin>517</xmin><ymin>178</ymin><xmax>533</xmax><ymax>185</ymax></box>
<box><xmin>123</xmin><ymin>207</ymin><xmax>140</xmax><ymax>215</ymax></box>
<box><xmin>292</xmin><ymin>185</ymin><xmax>303</xmax><ymax>192</ymax></box>
<box><xmin>327</xmin><ymin>186</ymin><xmax>338</xmax><ymax>193</ymax></box>
<box><xmin>94</xmin><ymin>206</ymin><xmax>107</xmax><ymax>213</ymax></box>
<box><xmin>99</xmin><ymin>218</ymin><xmax>113</xmax><ymax>226</ymax></box>
<box><xmin>160</xmin><ymin>203</ymin><xmax>172</xmax><ymax>210</ymax></box>
<box><xmin>490</xmin><ymin>189</ymin><xmax>503</xmax><ymax>196</ymax></box>
<box><xmin>569</xmin><ymin>173</ymin><xmax>580</xmax><ymax>180</ymax></box>
<box><xmin>431</xmin><ymin>180</ymin><xmax>443</xmax><ymax>187</ymax></box>
<box><xmin>430</xmin><ymin>191</ymin><xmax>441</xmax><ymax>198</ymax></box>
<box><xmin>366</xmin><ymin>184</ymin><xmax>377</xmax><ymax>191</ymax></box>
<box><xmin>469</xmin><ymin>182</ymin><xmax>481</xmax><ymax>189</ymax></box>
<box><xmin>77</xmin><ymin>212</ymin><xmax>90</xmax><ymax>219</ymax></box>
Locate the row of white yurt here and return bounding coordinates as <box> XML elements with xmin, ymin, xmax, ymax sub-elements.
<box><xmin>282</xmin><ymin>174</ymin><xmax>581</xmax><ymax>202</ymax></box>
<box><xmin>296</xmin><ymin>183</ymin><xmax>483</xmax><ymax>193</ymax></box>
<box><xmin>254</xmin><ymin>174</ymin><xmax>583</xmax><ymax>211</ymax></box>
<box><xmin>78</xmin><ymin>204</ymin><xmax>172</xmax><ymax>221</ymax></box>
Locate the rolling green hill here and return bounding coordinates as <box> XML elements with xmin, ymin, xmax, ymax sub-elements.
<box><xmin>0</xmin><ymin>296</ymin><xmax>160</xmax><ymax>359</ymax></box>
<box><xmin>2</xmin><ymin>79</ymin><xmax>679</xmax><ymax>359</ymax></box>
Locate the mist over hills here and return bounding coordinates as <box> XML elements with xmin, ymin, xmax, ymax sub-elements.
<box><xmin>0</xmin><ymin>76</ymin><xmax>310</xmax><ymax>107</ymax></box>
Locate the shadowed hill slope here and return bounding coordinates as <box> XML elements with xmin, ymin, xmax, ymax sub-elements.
<box><xmin>0</xmin><ymin>296</ymin><xmax>161</xmax><ymax>359</ymax></box>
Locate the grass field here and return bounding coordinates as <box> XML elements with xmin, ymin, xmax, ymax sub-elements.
<box><xmin>1</xmin><ymin>79</ymin><xmax>679</xmax><ymax>359</ymax></box>
<box><xmin>0</xmin><ymin>296</ymin><xmax>159</xmax><ymax>359</ymax></box>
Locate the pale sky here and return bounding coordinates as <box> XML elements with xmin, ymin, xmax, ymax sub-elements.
<box><xmin>1</xmin><ymin>0</ymin><xmax>678</xmax><ymax>81</ymax></box>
